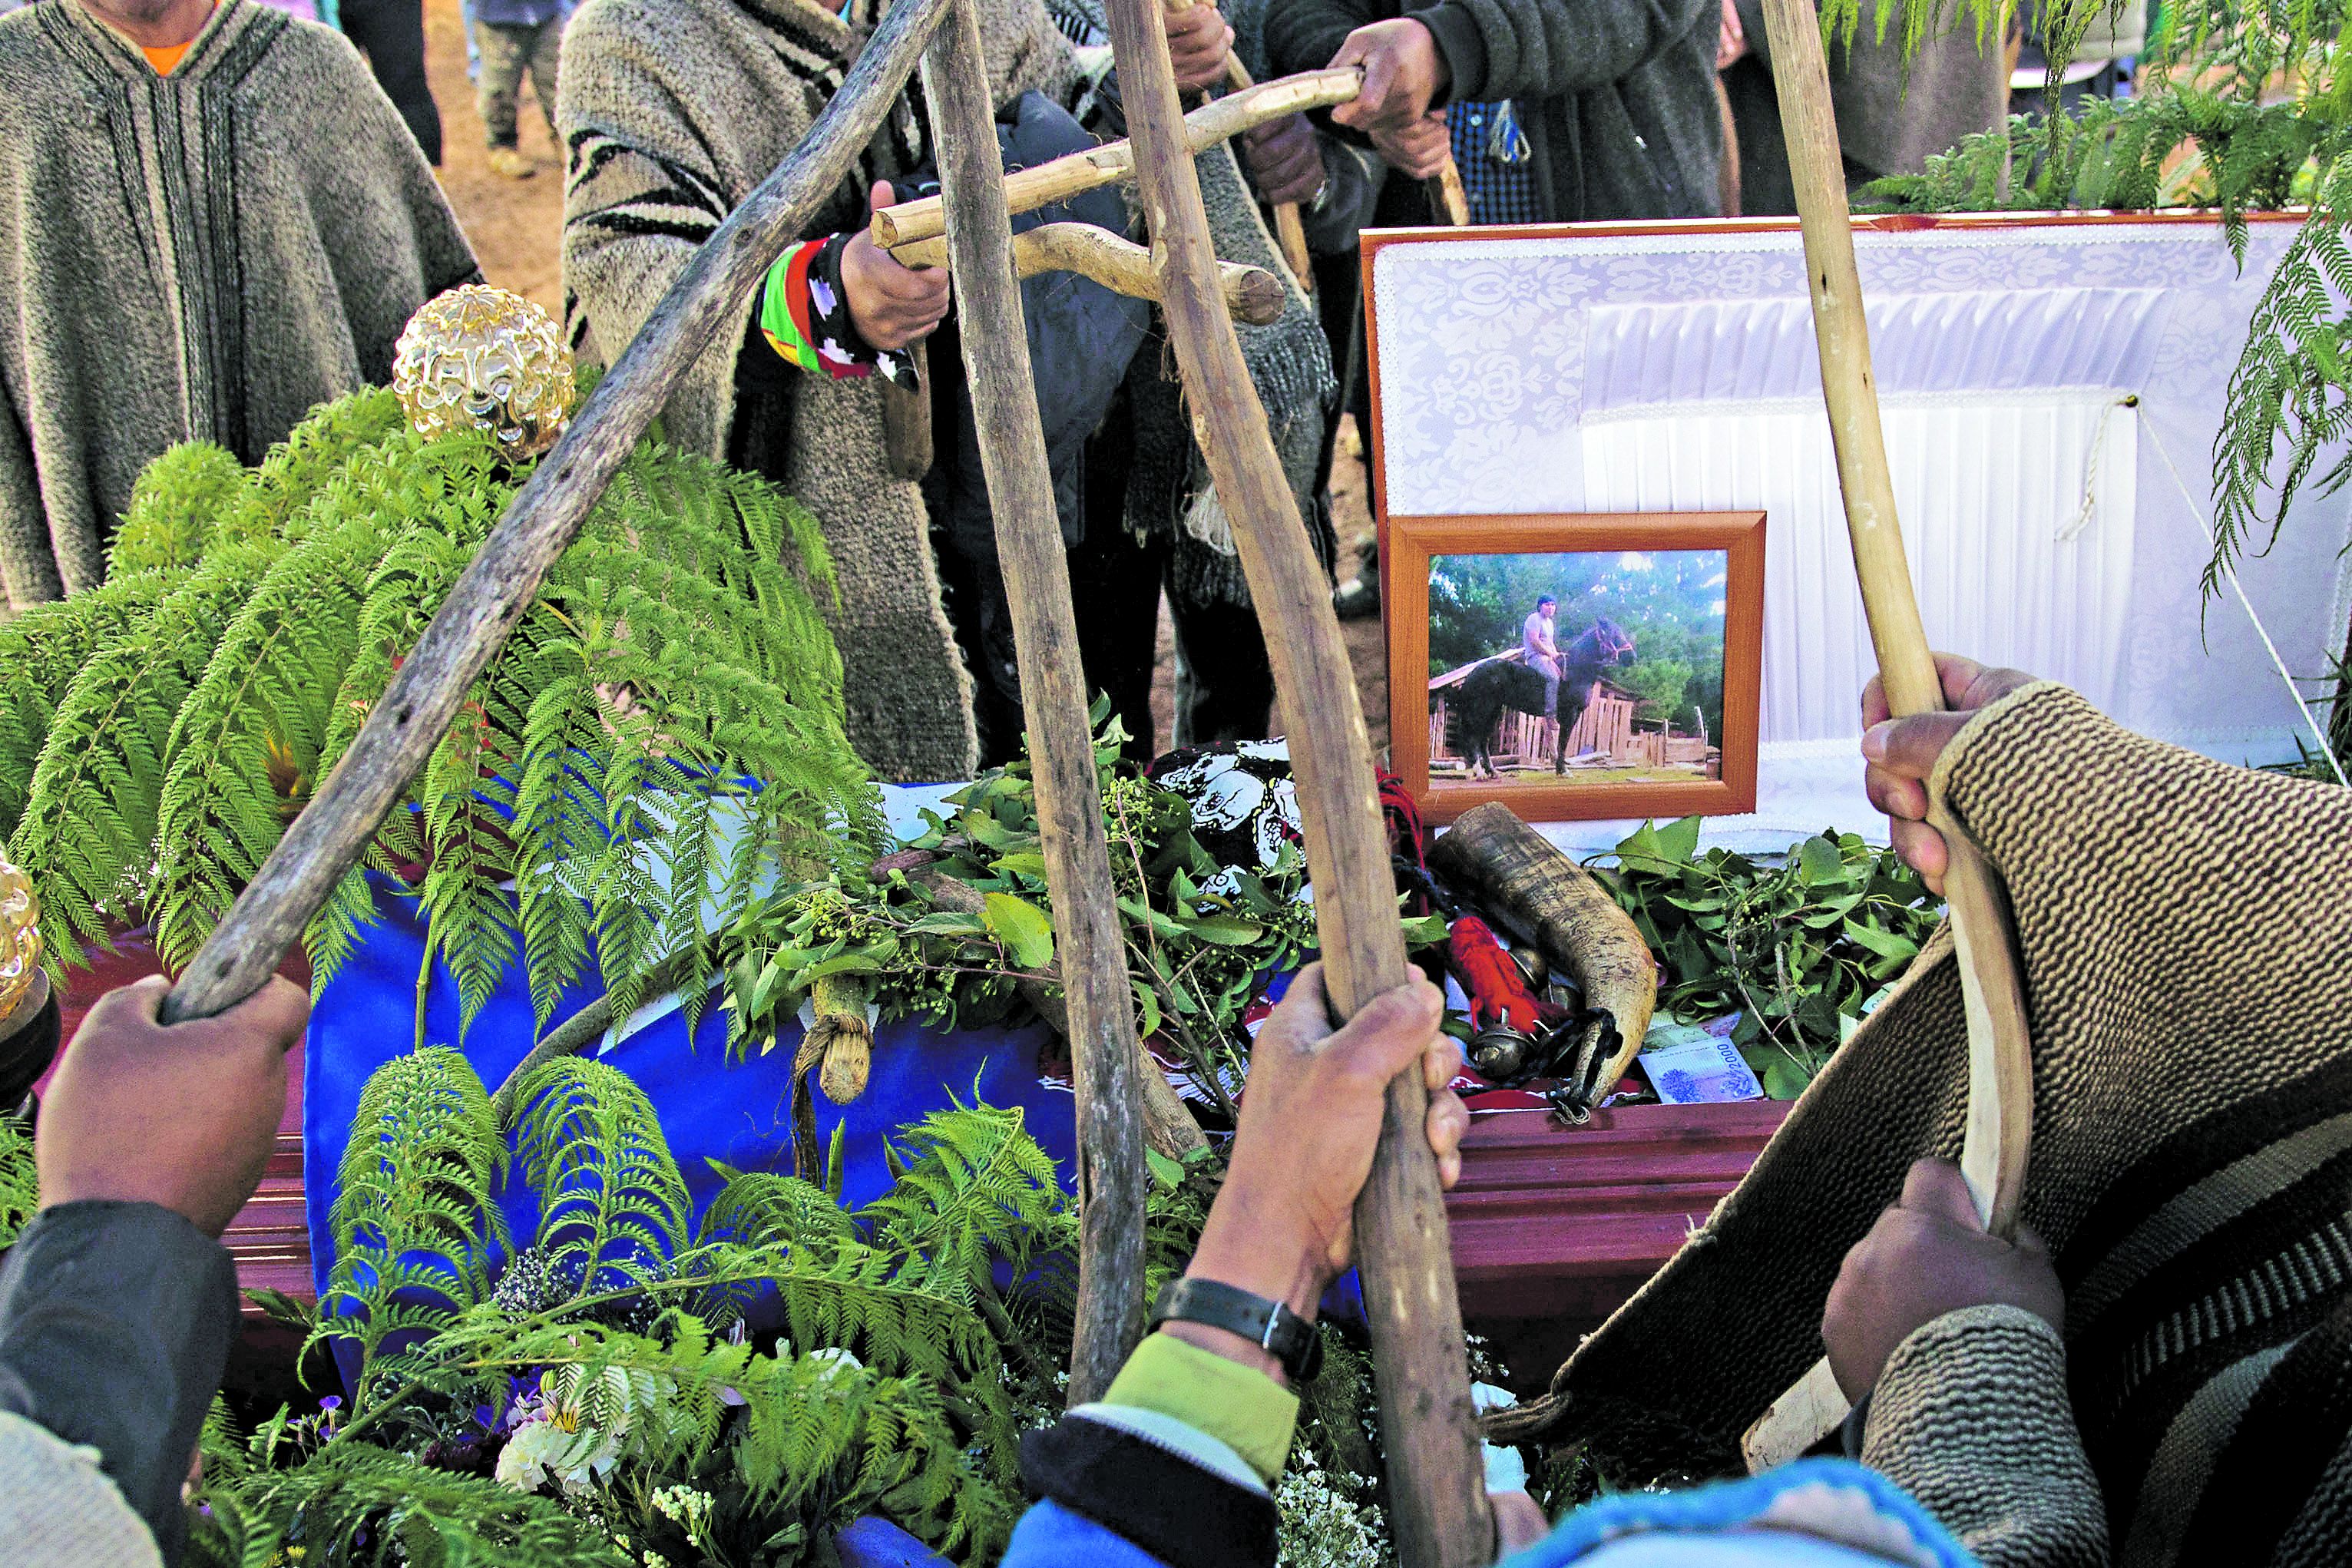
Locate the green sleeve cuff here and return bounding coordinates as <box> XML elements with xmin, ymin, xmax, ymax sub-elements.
<box><xmin>1103</xmin><ymin>1331</ymin><xmax>1302</xmax><ymax>1483</ymax></box>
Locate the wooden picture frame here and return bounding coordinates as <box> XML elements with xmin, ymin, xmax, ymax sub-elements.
<box><xmin>1388</xmin><ymin>511</ymin><xmax>1765</xmax><ymax>825</ymax></box>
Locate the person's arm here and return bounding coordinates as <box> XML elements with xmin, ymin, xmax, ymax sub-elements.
<box><xmin>1857</xmin><ymin>1306</ymin><xmax>2109</xmax><ymax>1566</ymax></box>
<box><xmin>1263</xmin><ymin>0</ymin><xmax>1390</xmax><ymax>80</ymax></box>
<box><xmin>1007</xmin><ymin>967</ymin><xmax>1489</xmax><ymax>1567</ymax></box>
<box><xmin>0</xmin><ymin>976</ymin><xmax>308</xmax><ymax>1564</ymax></box>
<box><xmin>1330</xmin><ymin>0</ymin><xmax>1716</xmax><ymax>150</ymax></box>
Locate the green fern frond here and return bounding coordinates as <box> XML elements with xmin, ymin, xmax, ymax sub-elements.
<box><xmin>0</xmin><ymin>1112</ymin><xmax>35</xmax><ymax>1250</ymax></box>
<box><xmin>14</xmin><ymin>542</ymin><xmax>282</xmax><ymax>971</ymax></box>
<box><xmin>859</xmin><ymin>1099</ymin><xmax>1067</xmax><ymax>1301</ymax></box>
<box><xmin>148</xmin><ymin>514</ymin><xmax>392</xmax><ymax>970</ymax></box>
<box><xmin>316</xmin><ymin>1048</ymin><xmax>508</xmax><ymax>1378</ymax></box>
<box><xmin>698</xmin><ymin>1166</ymin><xmax>860</xmax><ymax>1252</ymax></box>
<box><xmin>512</xmin><ymin>1057</ymin><xmax>695</xmax><ymax>1295</ymax></box>
<box><xmin>0</xmin><ymin>574</ymin><xmax>170</xmax><ymax>841</ymax></box>
<box><xmin>189</xmin><ymin>1441</ymin><xmax>629</xmax><ymax>1568</ymax></box>
<box><xmin>109</xmin><ymin>442</ymin><xmax>245</xmax><ymax>578</ymax></box>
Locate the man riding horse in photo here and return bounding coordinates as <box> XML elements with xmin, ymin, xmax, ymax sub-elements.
<box><xmin>1523</xmin><ymin>594</ymin><xmax>1563</xmax><ymax>717</ymax></box>
<box><xmin>1452</xmin><ymin>614</ymin><xmax>1636</xmax><ymax>778</ymax></box>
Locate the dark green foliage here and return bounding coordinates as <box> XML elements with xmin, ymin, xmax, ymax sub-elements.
<box><xmin>191</xmin><ymin>1434</ymin><xmax>631</xmax><ymax>1567</ymax></box>
<box><xmin>5</xmin><ymin>389</ymin><xmax>878</xmax><ymax>1037</ymax></box>
<box><xmin>1600</xmin><ymin>818</ymin><xmax>1944</xmax><ymax>1096</ymax></box>
<box><xmin>723</xmin><ymin>706</ymin><xmax>1441</xmax><ymax>1110</ymax></box>
<box><xmin>0</xmin><ymin>1112</ymin><xmax>34</xmax><ymax>1249</ymax></box>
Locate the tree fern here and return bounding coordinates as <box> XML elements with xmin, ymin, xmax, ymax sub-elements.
<box><xmin>10</xmin><ymin>387</ymin><xmax>878</xmax><ymax>1040</ymax></box>
<box><xmin>13</xmin><ymin>543</ymin><xmax>283</xmax><ymax>968</ymax></box>
<box><xmin>0</xmin><ymin>574</ymin><xmax>168</xmax><ymax>840</ymax></box>
<box><xmin>859</xmin><ymin>1097</ymin><xmax>1065</xmax><ymax>1301</ymax></box>
<box><xmin>511</xmin><ymin>1057</ymin><xmax>696</xmax><ymax>1296</ymax></box>
<box><xmin>108</xmin><ymin>442</ymin><xmax>246</xmax><ymax>578</ymax></box>
<box><xmin>0</xmin><ymin>1111</ymin><xmax>35</xmax><ymax>1249</ymax></box>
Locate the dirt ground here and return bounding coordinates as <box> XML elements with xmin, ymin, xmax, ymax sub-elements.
<box><xmin>424</xmin><ymin>0</ymin><xmax>1389</xmax><ymax>762</ymax></box>
<box><xmin>425</xmin><ymin>0</ymin><xmax>564</xmax><ymax>313</ymax></box>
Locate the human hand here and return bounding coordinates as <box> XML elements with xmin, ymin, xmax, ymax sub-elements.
<box><xmin>1176</xmin><ymin>966</ymin><xmax>1465</xmax><ymax>1373</ymax></box>
<box><xmin>1717</xmin><ymin>0</ymin><xmax>1748</xmax><ymax>68</ymax></box>
<box><xmin>1860</xmin><ymin>654</ymin><xmax>2036</xmax><ymax>892</ymax></box>
<box><xmin>1165</xmin><ymin>1</ymin><xmax>1236</xmax><ymax>94</ymax></box>
<box><xmin>1373</xmin><ymin>110</ymin><xmax>1454</xmax><ymax>180</ymax></box>
<box><xmin>38</xmin><ymin>975</ymin><xmax>308</xmax><ymax>1236</ymax></box>
<box><xmin>1242</xmin><ymin>113</ymin><xmax>1326</xmax><ymax>205</ymax></box>
<box><xmin>1821</xmin><ymin>1159</ymin><xmax>2063</xmax><ymax>1401</ymax></box>
<box><xmin>1491</xmin><ymin>1491</ymin><xmax>1549</xmax><ymax>1556</ymax></box>
<box><xmin>842</xmin><ymin>182</ymin><xmax>951</xmax><ymax>352</ymax></box>
<box><xmin>1330</xmin><ymin>18</ymin><xmax>1449</xmax><ymax>137</ymax></box>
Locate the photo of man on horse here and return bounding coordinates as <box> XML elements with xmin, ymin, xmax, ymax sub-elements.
<box><xmin>1426</xmin><ymin>549</ymin><xmax>1727</xmax><ymax>788</ymax></box>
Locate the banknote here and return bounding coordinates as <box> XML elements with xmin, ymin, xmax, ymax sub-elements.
<box><xmin>1639</xmin><ymin>1018</ymin><xmax>1765</xmax><ymax>1104</ymax></box>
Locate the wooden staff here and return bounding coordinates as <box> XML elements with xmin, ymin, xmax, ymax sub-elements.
<box><xmin>888</xmin><ymin>221</ymin><xmax>1286</xmax><ymax>323</ymax></box>
<box><xmin>155</xmin><ymin>0</ymin><xmax>955</xmax><ymax>1025</ymax></box>
<box><xmin>1737</xmin><ymin>0</ymin><xmax>2036</xmax><ymax>1473</ymax></box>
<box><xmin>1160</xmin><ymin>0</ymin><xmax>1314</xmax><ymax>281</ymax></box>
<box><xmin>1425</xmin><ymin>162</ymin><xmax>1470</xmax><ymax>225</ymax></box>
<box><xmin>869</xmin><ymin>68</ymin><xmax>1362</xmax><ymax>248</ymax></box>
<box><xmin>1098</xmin><ymin>0</ymin><xmax>1490</xmax><ymax>1559</ymax></box>
<box><xmin>921</xmin><ymin>0</ymin><xmax>1151</xmax><ymax>1407</ymax></box>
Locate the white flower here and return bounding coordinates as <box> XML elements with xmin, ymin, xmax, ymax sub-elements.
<box><xmin>494</xmin><ymin>1415</ymin><xmax>620</xmax><ymax>1496</ymax></box>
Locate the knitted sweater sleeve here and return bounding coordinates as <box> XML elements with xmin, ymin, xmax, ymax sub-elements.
<box><xmin>1415</xmin><ymin>0</ymin><xmax>1716</xmax><ymax>104</ymax></box>
<box><xmin>1262</xmin><ymin>0</ymin><xmax>1388</xmax><ymax>78</ymax></box>
<box><xmin>557</xmin><ymin>0</ymin><xmax>765</xmax><ymax>460</ymax></box>
<box><xmin>1860</xmin><ymin>1305</ymin><xmax>2109</xmax><ymax>1567</ymax></box>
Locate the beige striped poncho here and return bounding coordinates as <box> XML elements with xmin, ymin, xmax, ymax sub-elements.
<box><xmin>1497</xmin><ymin>683</ymin><xmax>2352</xmax><ymax>1566</ymax></box>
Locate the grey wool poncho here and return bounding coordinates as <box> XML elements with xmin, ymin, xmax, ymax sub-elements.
<box><xmin>561</xmin><ymin>0</ymin><xmax>1079</xmax><ymax>783</ymax></box>
<box><xmin>0</xmin><ymin>0</ymin><xmax>479</xmax><ymax>614</ymax></box>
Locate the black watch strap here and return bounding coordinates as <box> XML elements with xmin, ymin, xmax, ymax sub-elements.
<box><xmin>1149</xmin><ymin>1276</ymin><xmax>1323</xmax><ymax>1383</ymax></box>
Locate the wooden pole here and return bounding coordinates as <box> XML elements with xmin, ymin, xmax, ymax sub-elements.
<box><xmin>1157</xmin><ymin>0</ymin><xmax>1314</xmax><ymax>282</ymax></box>
<box><xmin>1738</xmin><ymin>0</ymin><xmax>2036</xmax><ymax>1473</ymax></box>
<box><xmin>869</xmin><ymin>68</ymin><xmax>1362</xmax><ymax>249</ymax></box>
<box><xmin>157</xmin><ymin>0</ymin><xmax>954</xmax><ymax>1026</ymax></box>
<box><xmin>922</xmin><ymin>0</ymin><xmax>1150</xmax><ymax>1408</ymax></box>
<box><xmin>1098</xmin><ymin>0</ymin><xmax>1490</xmax><ymax>1559</ymax></box>
<box><xmin>888</xmin><ymin>221</ymin><xmax>1286</xmax><ymax>323</ymax></box>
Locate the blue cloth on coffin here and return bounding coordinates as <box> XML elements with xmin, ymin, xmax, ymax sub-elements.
<box><xmin>302</xmin><ymin>784</ymin><xmax>1079</xmax><ymax>1379</ymax></box>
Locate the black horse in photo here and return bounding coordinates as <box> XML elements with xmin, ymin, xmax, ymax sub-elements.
<box><xmin>1444</xmin><ymin>620</ymin><xmax>1635</xmax><ymax>779</ymax></box>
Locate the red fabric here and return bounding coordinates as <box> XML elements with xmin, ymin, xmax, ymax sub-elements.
<box><xmin>1378</xmin><ymin>768</ymin><xmax>1431</xmax><ymax>915</ymax></box>
<box><xmin>1447</xmin><ymin>915</ymin><xmax>1544</xmax><ymax>1035</ymax></box>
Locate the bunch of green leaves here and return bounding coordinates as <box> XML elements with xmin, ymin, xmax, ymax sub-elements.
<box><xmin>2</xmin><ymin>387</ymin><xmax>879</xmax><ymax>1043</ymax></box>
<box><xmin>724</xmin><ymin>703</ymin><xmax>1442</xmax><ymax>1110</ymax></box>
<box><xmin>1598</xmin><ymin>819</ymin><xmax>1944</xmax><ymax>1096</ymax></box>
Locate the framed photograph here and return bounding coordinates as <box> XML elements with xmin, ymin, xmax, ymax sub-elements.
<box><xmin>1387</xmin><ymin>511</ymin><xmax>1765</xmax><ymax>825</ymax></box>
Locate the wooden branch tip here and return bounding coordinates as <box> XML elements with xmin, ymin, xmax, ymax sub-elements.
<box><xmin>890</xmin><ymin>222</ymin><xmax>1283</xmax><ymax>324</ymax></box>
<box><xmin>868</xmin><ymin>67</ymin><xmax>1362</xmax><ymax>250</ymax></box>
<box><xmin>922</xmin><ymin>2</ymin><xmax>1149</xmax><ymax>1408</ymax></box>
<box><xmin>1738</xmin><ymin>0</ymin><xmax>2036</xmax><ymax>1477</ymax></box>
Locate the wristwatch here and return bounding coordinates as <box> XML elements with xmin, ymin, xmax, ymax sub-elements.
<box><xmin>1150</xmin><ymin>1276</ymin><xmax>1324</xmax><ymax>1382</ymax></box>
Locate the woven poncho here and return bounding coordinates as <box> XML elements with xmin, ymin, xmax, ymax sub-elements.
<box><xmin>1495</xmin><ymin>682</ymin><xmax>2352</xmax><ymax>1566</ymax></box>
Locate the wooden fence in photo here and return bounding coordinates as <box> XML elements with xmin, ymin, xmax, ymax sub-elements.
<box><xmin>1427</xmin><ymin>649</ymin><xmax>1645</xmax><ymax>772</ymax></box>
